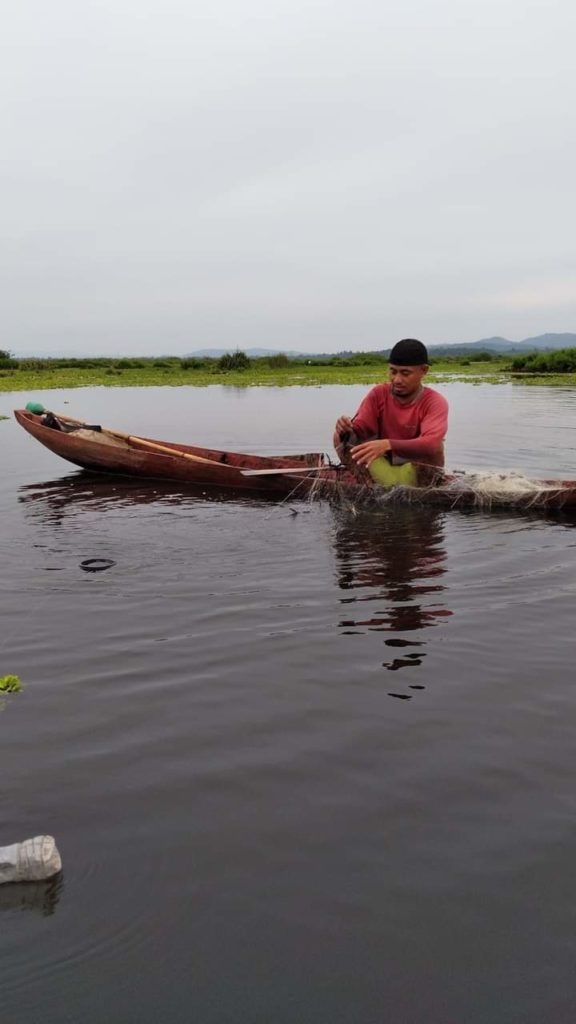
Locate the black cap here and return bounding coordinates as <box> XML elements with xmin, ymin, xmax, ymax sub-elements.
<box><xmin>389</xmin><ymin>338</ymin><xmax>429</xmax><ymax>365</ymax></box>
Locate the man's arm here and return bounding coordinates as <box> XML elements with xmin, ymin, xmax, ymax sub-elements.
<box><xmin>333</xmin><ymin>388</ymin><xmax>380</xmax><ymax>453</ymax></box>
<box><xmin>332</xmin><ymin>415</ymin><xmax>355</xmax><ymax>452</ymax></box>
<box><xmin>349</xmin><ymin>388</ymin><xmax>381</xmax><ymax>440</ymax></box>
<box><xmin>350</xmin><ymin>437</ymin><xmax>392</xmax><ymax>466</ymax></box>
<box><xmin>334</xmin><ymin>387</ymin><xmax>386</xmax><ymax>463</ymax></box>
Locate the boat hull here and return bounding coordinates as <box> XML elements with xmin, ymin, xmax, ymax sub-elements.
<box><xmin>14</xmin><ymin>410</ymin><xmax>576</xmax><ymax>510</ymax></box>
<box><xmin>13</xmin><ymin>410</ymin><xmax>347</xmax><ymax>496</ymax></box>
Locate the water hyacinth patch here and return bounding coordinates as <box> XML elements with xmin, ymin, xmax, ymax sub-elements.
<box><xmin>0</xmin><ymin>675</ymin><xmax>23</xmax><ymax>693</ymax></box>
<box><xmin>0</xmin><ymin>357</ymin><xmax>514</xmax><ymax>392</ymax></box>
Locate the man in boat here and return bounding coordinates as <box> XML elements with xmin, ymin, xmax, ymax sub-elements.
<box><xmin>333</xmin><ymin>338</ymin><xmax>448</xmax><ymax>487</ymax></box>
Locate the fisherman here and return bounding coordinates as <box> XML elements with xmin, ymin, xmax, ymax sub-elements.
<box><xmin>333</xmin><ymin>338</ymin><xmax>448</xmax><ymax>485</ymax></box>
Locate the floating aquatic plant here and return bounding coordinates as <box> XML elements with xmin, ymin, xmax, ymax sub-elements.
<box><xmin>0</xmin><ymin>675</ymin><xmax>23</xmax><ymax>693</ymax></box>
<box><xmin>0</xmin><ymin>359</ymin><xmax>529</xmax><ymax>393</ymax></box>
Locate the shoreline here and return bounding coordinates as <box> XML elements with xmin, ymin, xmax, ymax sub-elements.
<box><xmin>2</xmin><ymin>363</ymin><xmax>576</xmax><ymax>393</ymax></box>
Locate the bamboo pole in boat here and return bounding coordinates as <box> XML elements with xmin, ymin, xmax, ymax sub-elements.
<box><xmin>54</xmin><ymin>413</ymin><xmax>223</xmax><ymax>467</ymax></box>
<box><xmin>241</xmin><ymin>466</ymin><xmax>325</xmax><ymax>476</ymax></box>
<box><xmin>106</xmin><ymin>431</ymin><xmax>223</xmax><ymax>466</ymax></box>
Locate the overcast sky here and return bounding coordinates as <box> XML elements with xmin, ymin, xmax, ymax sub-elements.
<box><xmin>2</xmin><ymin>0</ymin><xmax>575</xmax><ymax>355</ymax></box>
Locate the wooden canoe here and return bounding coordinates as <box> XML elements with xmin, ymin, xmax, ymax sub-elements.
<box><xmin>14</xmin><ymin>409</ymin><xmax>576</xmax><ymax>510</ymax></box>
<box><xmin>13</xmin><ymin>409</ymin><xmax>349</xmax><ymax>496</ymax></box>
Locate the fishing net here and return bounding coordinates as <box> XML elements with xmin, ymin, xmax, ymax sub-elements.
<box><xmin>304</xmin><ymin>466</ymin><xmax>570</xmax><ymax>512</ymax></box>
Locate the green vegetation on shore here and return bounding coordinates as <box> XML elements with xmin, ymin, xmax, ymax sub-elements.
<box><xmin>511</xmin><ymin>348</ymin><xmax>576</xmax><ymax>373</ymax></box>
<box><xmin>2</xmin><ymin>349</ymin><xmax>576</xmax><ymax>392</ymax></box>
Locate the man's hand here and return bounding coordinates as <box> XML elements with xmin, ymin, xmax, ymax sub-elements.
<box><xmin>351</xmin><ymin>438</ymin><xmax>391</xmax><ymax>467</ymax></box>
<box><xmin>333</xmin><ymin>415</ymin><xmax>354</xmax><ymax>451</ymax></box>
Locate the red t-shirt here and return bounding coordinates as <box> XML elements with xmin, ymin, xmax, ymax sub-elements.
<box><xmin>352</xmin><ymin>384</ymin><xmax>448</xmax><ymax>466</ymax></box>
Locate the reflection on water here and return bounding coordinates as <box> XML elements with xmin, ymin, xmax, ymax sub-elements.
<box><xmin>15</xmin><ymin>471</ymin><xmax>576</xmax><ymax>707</ymax></box>
<box><xmin>19</xmin><ymin>468</ymin><xmax>576</xmax><ymax>527</ymax></box>
<box><xmin>17</xmin><ymin>470</ymin><xmax>268</xmax><ymax>524</ymax></box>
<box><xmin>332</xmin><ymin>506</ymin><xmax>451</xmax><ymax>695</ymax></box>
<box><xmin>0</xmin><ymin>875</ymin><xmax>63</xmax><ymax>918</ymax></box>
<box><xmin>18</xmin><ymin>473</ymin><xmax>455</xmax><ymax>702</ymax></box>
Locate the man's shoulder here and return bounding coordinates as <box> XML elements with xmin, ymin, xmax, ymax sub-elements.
<box><xmin>363</xmin><ymin>382</ymin><xmax>390</xmax><ymax>403</ymax></box>
<box><xmin>422</xmin><ymin>385</ymin><xmax>448</xmax><ymax>409</ymax></box>
<box><xmin>368</xmin><ymin>382</ymin><xmax>391</xmax><ymax>399</ymax></box>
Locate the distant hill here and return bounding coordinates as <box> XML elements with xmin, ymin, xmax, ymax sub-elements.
<box><xmin>187</xmin><ymin>334</ymin><xmax>576</xmax><ymax>360</ymax></box>
<box><xmin>426</xmin><ymin>334</ymin><xmax>576</xmax><ymax>357</ymax></box>
<box><xmin>14</xmin><ymin>332</ymin><xmax>576</xmax><ymax>360</ymax></box>
<box><xmin>517</xmin><ymin>332</ymin><xmax>576</xmax><ymax>350</ymax></box>
<box><xmin>335</xmin><ymin>334</ymin><xmax>576</xmax><ymax>359</ymax></box>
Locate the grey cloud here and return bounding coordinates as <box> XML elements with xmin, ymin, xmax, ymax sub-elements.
<box><xmin>2</xmin><ymin>0</ymin><xmax>575</xmax><ymax>354</ymax></box>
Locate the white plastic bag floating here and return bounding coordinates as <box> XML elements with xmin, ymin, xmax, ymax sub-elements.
<box><xmin>0</xmin><ymin>836</ymin><xmax>62</xmax><ymax>884</ymax></box>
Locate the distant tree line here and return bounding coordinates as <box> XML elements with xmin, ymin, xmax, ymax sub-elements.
<box><xmin>511</xmin><ymin>348</ymin><xmax>576</xmax><ymax>373</ymax></box>
<box><xmin>13</xmin><ymin>346</ymin><xmax>576</xmax><ymax>374</ymax></box>
<box><xmin>0</xmin><ymin>351</ymin><xmax>277</xmax><ymax>373</ymax></box>
<box><xmin>0</xmin><ymin>346</ymin><xmax>507</xmax><ymax>371</ymax></box>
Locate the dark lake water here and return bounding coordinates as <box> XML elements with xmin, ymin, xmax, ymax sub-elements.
<box><xmin>2</xmin><ymin>382</ymin><xmax>576</xmax><ymax>1023</ymax></box>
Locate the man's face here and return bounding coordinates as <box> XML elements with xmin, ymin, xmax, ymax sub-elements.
<box><xmin>388</xmin><ymin>363</ymin><xmax>428</xmax><ymax>399</ymax></box>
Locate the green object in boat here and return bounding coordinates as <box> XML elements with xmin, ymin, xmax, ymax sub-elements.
<box><xmin>0</xmin><ymin>675</ymin><xmax>23</xmax><ymax>693</ymax></box>
<box><xmin>26</xmin><ymin>402</ymin><xmax>46</xmax><ymax>415</ymax></box>
<box><xmin>369</xmin><ymin>457</ymin><xmax>417</xmax><ymax>488</ymax></box>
